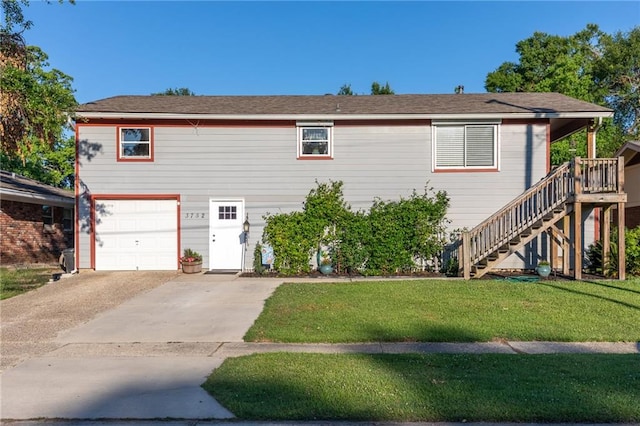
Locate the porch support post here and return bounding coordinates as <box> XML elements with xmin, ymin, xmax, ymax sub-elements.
<box><xmin>587</xmin><ymin>121</ymin><xmax>597</xmax><ymax>159</ymax></box>
<box><xmin>618</xmin><ymin>203</ymin><xmax>626</xmax><ymax>280</ymax></box>
<box><xmin>573</xmin><ymin>158</ymin><xmax>583</xmax><ymax>280</ymax></box>
<box><xmin>462</xmin><ymin>232</ymin><xmax>471</xmax><ymax>280</ymax></box>
<box><xmin>574</xmin><ymin>202</ymin><xmax>582</xmax><ymax>280</ymax></box>
<box><xmin>563</xmin><ymin>215</ymin><xmax>571</xmax><ymax>276</ymax></box>
<box><xmin>602</xmin><ymin>206</ymin><xmax>611</xmax><ymax>277</ymax></box>
<box><xmin>550</xmin><ymin>226</ymin><xmax>559</xmax><ymax>272</ymax></box>
<box><xmin>617</xmin><ymin>156</ymin><xmax>626</xmax><ymax>280</ymax></box>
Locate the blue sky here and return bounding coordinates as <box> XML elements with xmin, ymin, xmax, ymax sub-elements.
<box><xmin>24</xmin><ymin>1</ymin><xmax>640</xmax><ymax>104</ymax></box>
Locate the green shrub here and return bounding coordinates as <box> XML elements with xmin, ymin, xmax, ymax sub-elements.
<box><xmin>261</xmin><ymin>181</ymin><xmax>449</xmax><ymax>276</ymax></box>
<box><xmin>587</xmin><ymin>226</ymin><xmax>640</xmax><ymax>277</ymax></box>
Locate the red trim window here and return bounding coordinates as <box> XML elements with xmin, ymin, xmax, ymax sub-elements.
<box><xmin>117</xmin><ymin>126</ymin><xmax>154</xmax><ymax>161</ymax></box>
<box><xmin>433</xmin><ymin>121</ymin><xmax>500</xmax><ymax>172</ymax></box>
<box><xmin>297</xmin><ymin>122</ymin><xmax>333</xmax><ymax>159</ymax></box>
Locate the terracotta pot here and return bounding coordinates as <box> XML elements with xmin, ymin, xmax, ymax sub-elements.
<box><xmin>182</xmin><ymin>262</ymin><xmax>202</xmax><ymax>274</ymax></box>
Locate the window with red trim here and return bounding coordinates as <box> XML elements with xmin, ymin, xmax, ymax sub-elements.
<box><xmin>297</xmin><ymin>122</ymin><xmax>333</xmax><ymax>159</ymax></box>
<box><xmin>118</xmin><ymin>127</ymin><xmax>153</xmax><ymax>161</ymax></box>
<box><xmin>433</xmin><ymin>123</ymin><xmax>498</xmax><ymax>170</ymax></box>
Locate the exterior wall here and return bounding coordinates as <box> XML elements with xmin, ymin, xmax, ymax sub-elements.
<box><xmin>626</xmin><ymin>206</ymin><xmax>640</xmax><ymax>229</ymax></box>
<box><xmin>625</xmin><ymin>163</ymin><xmax>640</xmax><ymax>229</ymax></box>
<box><xmin>76</xmin><ymin>119</ymin><xmax>550</xmax><ymax>270</ymax></box>
<box><xmin>611</xmin><ymin>162</ymin><xmax>640</xmax><ymax>230</ymax></box>
<box><xmin>0</xmin><ymin>200</ymin><xmax>72</xmax><ymax>264</ymax></box>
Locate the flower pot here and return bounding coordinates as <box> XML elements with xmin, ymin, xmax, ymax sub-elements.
<box><xmin>319</xmin><ymin>264</ymin><xmax>333</xmax><ymax>275</ymax></box>
<box><xmin>182</xmin><ymin>262</ymin><xmax>202</xmax><ymax>274</ymax></box>
<box><xmin>536</xmin><ymin>264</ymin><xmax>551</xmax><ymax>278</ymax></box>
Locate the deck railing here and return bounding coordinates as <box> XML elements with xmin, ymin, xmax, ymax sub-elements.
<box><xmin>458</xmin><ymin>157</ymin><xmax>623</xmax><ymax>276</ymax></box>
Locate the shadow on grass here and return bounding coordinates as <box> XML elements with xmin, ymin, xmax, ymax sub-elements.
<box><xmin>537</xmin><ymin>282</ymin><xmax>640</xmax><ymax>311</ymax></box>
<box><xmin>205</xmin><ymin>353</ymin><xmax>640</xmax><ymax>422</ymax></box>
<box><xmin>585</xmin><ymin>279</ymin><xmax>640</xmax><ymax>296</ymax></box>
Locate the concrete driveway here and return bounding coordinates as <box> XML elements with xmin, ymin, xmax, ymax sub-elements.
<box><xmin>0</xmin><ymin>272</ymin><xmax>283</xmax><ymax>420</ymax></box>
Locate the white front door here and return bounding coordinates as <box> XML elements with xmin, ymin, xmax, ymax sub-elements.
<box><xmin>94</xmin><ymin>199</ymin><xmax>178</xmax><ymax>270</ymax></box>
<box><xmin>209</xmin><ymin>200</ymin><xmax>244</xmax><ymax>270</ymax></box>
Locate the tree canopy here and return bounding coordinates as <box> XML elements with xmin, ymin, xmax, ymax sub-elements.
<box><xmin>0</xmin><ymin>0</ymin><xmax>76</xmax><ymax>187</ymax></box>
<box><xmin>151</xmin><ymin>87</ymin><xmax>195</xmax><ymax>96</ymax></box>
<box><xmin>485</xmin><ymin>24</ymin><xmax>639</xmax><ymax>161</ymax></box>
<box><xmin>337</xmin><ymin>81</ymin><xmax>395</xmax><ymax>95</ymax></box>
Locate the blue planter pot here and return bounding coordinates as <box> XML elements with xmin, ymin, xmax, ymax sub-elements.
<box><xmin>536</xmin><ymin>264</ymin><xmax>551</xmax><ymax>278</ymax></box>
<box><xmin>319</xmin><ymin>264</ymin><xmax>333</xmax><ymax>275</ymax></box>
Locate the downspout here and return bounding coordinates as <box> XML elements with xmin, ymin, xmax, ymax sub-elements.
<box><xmin>587</xmin><ymin>117</ymin><xmax>603</xmax><ymax>159</ymax></box>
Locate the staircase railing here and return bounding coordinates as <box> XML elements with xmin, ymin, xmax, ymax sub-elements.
<box><xmin>457</xmin><ymin>157</ymin><xmax>623</xmax><ymax>277</ymax></box>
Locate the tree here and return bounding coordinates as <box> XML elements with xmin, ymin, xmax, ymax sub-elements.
<box><xmin>485</xmin><ymin>24</ymin><xmax>640</xmax><ymax>162</ymax></box>
<box><xmin>151</xmin><ymin>87</ymin><xmax>195</xmax><ymax>96</ymax></box>
<box><xmin>370</xmin><ymin>81</ymin><xmax>394</xmax><ymax>95</ymax></box>
<box><xmin>1</xmin><ymin>0</ymin><xmax>77</xmax><ymax>187</ymax></box>
<box><xmin>336</xmin><ymin>83</ymin><xmax>353</xmax><ymax>96</ymax></box>
<box><xmin>336</xmin><ymin>81</ymin><xmax>395</xmax><ymax>95</ymax></box>
<box><xmin>594</xmin><ymin>27</ymin><xmax>640</xmax><ymax>137</ymax></box>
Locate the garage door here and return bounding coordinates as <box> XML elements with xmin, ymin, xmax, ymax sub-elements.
<box><xmin>95</xmin><ymin>199</ymin><xmax>178</xmax><ymax>270</ymax></box>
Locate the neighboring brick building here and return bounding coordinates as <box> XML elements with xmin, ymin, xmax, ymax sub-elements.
<box><xmin>0</xmin><ymin>171</ymin><xmax>74</xmax><ymax>265</ymax></box>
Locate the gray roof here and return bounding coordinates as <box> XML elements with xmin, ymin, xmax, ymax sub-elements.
<box><xmin>77</xmin><ymin>92</ymin><xmax>613</xmax><ymax>117</ymax></box>
<box><xmin>0</xmin><ymin>171</ymin><xmax>74</xmax><ymax>207</ymax></box>
<box><xmin>615</xmin><ymin>141</ymin><xmax>640</xmax><ymax>166</ymax></box>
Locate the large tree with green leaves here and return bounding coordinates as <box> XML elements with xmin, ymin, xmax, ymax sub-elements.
<box><xmin>485</xmin><ymin>24</ymin><xmax>639</xmax><ymax>162</ymax></box>
<box><xmin>1</xmin><ymin>0</ymin><xmax>77</xmax><ymax>187</ymax></box>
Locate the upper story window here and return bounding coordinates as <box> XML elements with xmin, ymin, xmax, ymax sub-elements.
<box><xmin>297</xmin><ymin>122</ymin><xmax>333</xmax><ymax>159</ymax></box>
<box><xmin>433</xmin><ymin>121</ymin><xmax>499</xmax><ymax>171</ymax></box>
<box><xmin>118</xmin><ymin>127</ymin><xmax>153</xmax><ymax>161</ymax></box>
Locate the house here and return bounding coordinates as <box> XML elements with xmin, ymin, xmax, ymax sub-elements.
<box><xmin>614</xmin><ymin>141</ymin><xmax>640</xmax><ymax>229</ymax></box>
<box><xmin>0</xmin><ymin>171</ymin><xmax>74</xmax><ymax>265</ymax></box>
<box><xmin>74</xmin><ymin>92</ymin><xmax>624</xmax><ymax>278</ymax></box>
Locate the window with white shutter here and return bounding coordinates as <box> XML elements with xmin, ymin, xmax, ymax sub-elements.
<box><xmin>434</xmin><ymin>123</ymin><xmax>498</xmax><ymax>170</ymax></box>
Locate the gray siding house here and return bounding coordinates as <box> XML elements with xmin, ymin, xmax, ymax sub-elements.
<box><xmin>74</xmin><ymin>93</ymin><xmax>614</xmax><ymax>273</ymax></box>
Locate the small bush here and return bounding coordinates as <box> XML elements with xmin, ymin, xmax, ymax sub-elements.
<box><xmin>587</xmin><ymin>226</ymin><xmax>640</xmax><ymax>277</ymax></box>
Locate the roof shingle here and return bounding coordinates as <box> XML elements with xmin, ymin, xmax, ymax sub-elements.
<box><xmin>76</xmin><ymin>92</ymin><xmax>613</xmax><ymax>116</ymax></box>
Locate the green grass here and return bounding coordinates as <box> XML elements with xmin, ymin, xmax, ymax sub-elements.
<box><xmin>203</xmin><ymin>352</ymin><xmax>640</xmax><ymax>422</ymax></box>
<box><xmin>244</xmin><ymin>278</ymin><xmax>640</xmax><ymax>342</ymax></box>
<box><xmin>0</xmin><ymin>267</ymin><xmax>56</xmax><ymax>300</ymax></box>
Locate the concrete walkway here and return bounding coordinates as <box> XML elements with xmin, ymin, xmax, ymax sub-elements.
<box><xmin>1</xmin><ymin>273</ymin><xmax>638</xmax><ymax>422</ymax></box>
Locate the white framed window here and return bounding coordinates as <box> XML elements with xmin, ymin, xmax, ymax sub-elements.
<box><xmin>433</xmin><ymin>122</ymin><xmax>499</xmax><ymax>170</ymax></box>
<box><xmin>297</xmin><ymin>122</ymin><xmax>333</xmax><ymax>159</ymax></box>
<box><xmin>118</xmin><ymin>127</ymin><xmax>153</xmax><ymax>161</ymax></box>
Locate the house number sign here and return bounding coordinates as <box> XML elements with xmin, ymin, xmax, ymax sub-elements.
<box><xmin>184</xmin><ymin>212</ymin><xmax>207</xmax><ymax>219</ymax></box>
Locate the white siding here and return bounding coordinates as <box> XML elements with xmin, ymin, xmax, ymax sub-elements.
<box><xmin>77</xmin><ymin>121</ymin><xmax>551</xmax><ymax>270</ymax></box>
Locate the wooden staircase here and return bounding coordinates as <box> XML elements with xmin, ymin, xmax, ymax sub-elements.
<box><xmin>457</xmin><ymin>157</ymin><xmax>626</xmax><ymax>279</ymax></box>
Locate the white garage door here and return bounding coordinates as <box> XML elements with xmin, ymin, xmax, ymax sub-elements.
<box><xmin>95</xmin><ymin>199</ymin><xmax>178</xmax><ymax>270</ymax></box>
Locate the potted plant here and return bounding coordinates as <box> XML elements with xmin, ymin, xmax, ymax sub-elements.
<box><xmin>180</xmin><ymin>248</ymin><xmax>203</xmax><ymax>274</ymax></box>
<box><xmin>535</xmin><ymin>260</ymin><xmax>551</xmax><ymax>278</ymax></box>
<box><xmin>318</xmin><ymin>250</ymin><xmax>333</xmax><ymax>275</ymax></box>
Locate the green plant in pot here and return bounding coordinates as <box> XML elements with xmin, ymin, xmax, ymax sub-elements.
<box><xmin>180</xmin><ymin>248</ymin><xmax>203</xmax><ymax>274</ymax></box>
<box><xmin>535</xmin><ymin>260</ymin><xmax>551</xmax><ymax>278</ymax></box>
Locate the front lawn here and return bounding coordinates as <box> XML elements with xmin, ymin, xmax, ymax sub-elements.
<box><xmin>244</xmin><ymin>278</ymin><xmax>640</xmax><ymax>342</ymax></box>
<box><xmin>0</xmin><ymin>267</ymin><xmax>57</xmax><ymax>300</ymax></box>
<box><xmin>204</xmin><ymin>352</ymin><xmax>640</xmax><ymax>422</ymax></box>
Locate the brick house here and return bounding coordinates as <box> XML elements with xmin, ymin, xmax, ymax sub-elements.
<box><xmin>0</xmin><ymin>171</ymin><xmax>74</xmax><ymax>265</ymax></box>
